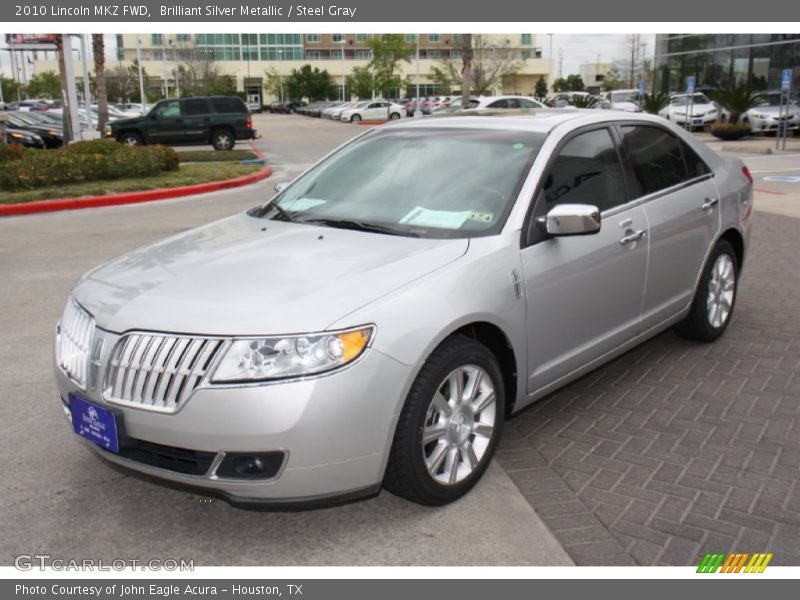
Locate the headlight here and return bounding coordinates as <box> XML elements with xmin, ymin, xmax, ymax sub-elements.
<box><xmin>211</xmin><ymin>326</ymin><xmax>374</xmax><ymax>383</ymax></box>
<box><xmin>751</xmin><ymin>112</ymin><xmax>768</xmax><ymax>119</ymax></box>
<box><xmin>706</xmin><ymin>109</ymin><xmax>717</xmax><ymax>115</ymax></box>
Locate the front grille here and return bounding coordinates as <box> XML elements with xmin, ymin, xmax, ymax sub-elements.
<box><xmin>116</xmin><ymin>438</ymin><xmax>217</xmax><ymax>476</ymax></box>
<box><xmin>104</xmin><ymin>334</ymin><xmax>224</xmax><ymax>412</ymax></box>
<box><xmin>56</xmin><ymin>298</ymin><xmax>95</xmax><ymax>388</ymax></box>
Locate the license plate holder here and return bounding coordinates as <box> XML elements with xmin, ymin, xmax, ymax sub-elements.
<box><xmin>69</xmin><ymin>394</ymin><xmax>122</xmax><ymax>454</ymax></box>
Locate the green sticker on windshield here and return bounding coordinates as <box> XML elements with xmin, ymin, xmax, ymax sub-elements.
<box><xmin>513</xmin><ymin>143</ymin><xmax>525</xmax><ymax>150</ymax></box>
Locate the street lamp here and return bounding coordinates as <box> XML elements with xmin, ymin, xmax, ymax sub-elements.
<box><xmin>277</xmin><ymin>48</ymin><xmax>284</xmax><ymax>102</ymax></box>
<box><xmin>335</xmin><ymin>38</ymin><xmax>346</xmax><ymax>101</ymax></box>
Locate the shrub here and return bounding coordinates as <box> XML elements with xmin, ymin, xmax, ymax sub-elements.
<box><xmin>708</xmin><ymin>86</ymin><xmax>765</xmax><ymax>124</ymax></box>
<box><xmin>709</xmin><ymin>123</ymin><xmax>750</xmax><ymax>141</ymax></box>
<box><xmin>0</xmin><ymin>143</ymin><xmax>26</xmax><ymax>163</ymax></box>
<box><xmin>0</xmin><ymin>142</ymin><xmax>180</xmax><ymax>191</ymax></box>
<box><xmin>640</xmin><ymin>92</ymin><xmax>671</xmax><ymax>115</ymax></box>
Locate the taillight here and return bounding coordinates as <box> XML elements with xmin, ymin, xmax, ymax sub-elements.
<box><xmin>742</xmin><ymin>166</ymin><xmax>753</xmax><ymax>184</ymax></box>
<box><xmin>246</xmin><ymin>115</ymin><xmax>252</xmax><ymax>129</ymax></box>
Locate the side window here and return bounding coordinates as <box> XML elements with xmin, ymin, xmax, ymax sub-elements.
<box><xmin>488</xmin><ymin>99</ymin><xmax>510</xmax><ymax>108</ymax></box>
<box><xmin>210</xmin><ymin>97</ymin><xmax>246</xmax><ymax>113</ymax></box>
<box><xmin>541</xmin><ymin>128</ymin><xmax>626</xmax><ymax>213</ymax></box>
<box><xmin>155</xmin><ymin>100</ymin><xmax>181</xmax><ymax>118</ymax></box>
<box><xmin>184</xmin><ymin>98</ymin><xmax>210</xmax><ymax>116</ymax></box>
<box><xmin>519</xmin><ymin>98</ymin><xmax>538</xmax><ymax>108</ymax></box>
<box><xmin>620</xmin><ymin>125</ymin><xmax>687</xmax><ymax>197</ymax></box>
<box><xmin>680</xmin><ymin>140</ymin><xmax>711</xmax><ymax>179</ymax></box>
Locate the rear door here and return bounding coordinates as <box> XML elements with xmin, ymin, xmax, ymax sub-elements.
<box><xmin>182</xmin><ymin>97</ymin><xmax>213</xmax><ymax>143</ymax></box>
<box><xmin>617</xmin><ymin>125</ymin><xmax>721</xmax><ymax>330</ymax></box>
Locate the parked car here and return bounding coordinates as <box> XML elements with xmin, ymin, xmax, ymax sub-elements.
<box><xmin>6</xmin><ymin>112</ymin><xmax>63</xmax><ymax>148</ymax></box>
<box><xmin>546</xmin><ymin>91</ymin><xmax>591</xmax><ymax>107</ymax></box>
<box><xmin>419</xmin><ymin>97</ymin><xmax>434</xmax><ymax>115</ymax></box>
<box><xmin>659</xmin><ymin>93</ymin><xmax>719</xmax><ymax>129</ymax></box>
<box><xmin>247</xmin><ymin>101</ymin><xmax>263</xmax><ymax>114</ymax></box>
<box><xmin>602</xmin><ymin>89</ymin><xmax>643</xmax><ymax>112</ymax></box>
<box><xmin>403</xmin><ymin>98</ymin><xmax>418</xmax><ymax>116</ymax></box>
<box><xmin>463</xmin><ymin>95</ymin><xmax>546</xmax><ymax>111</ymax></box>
<box><xmin>325</xmin><ymin>101</ymin><xmax>360</xmax><ymax>120</ymax></box>
<box><xmin>1</xmin><ymin>113</ymin><xmax>45</xmax><ymax>148</ymax></box>
<box><xmin>725</xmin><ymin>91</ymin><xmax>800</xmax><ymax>134</ymax></box>
<box><xmin>110</xmin><ymin>96</ymin><xmax>255</xmax><ymax>150</ymax></box>
<box><xmin>115</xmin><ymin>103</ymin><xmax>145</xmax><ymax>115</ymax></box>
<box><xmin>340</xmin><ymin>100</ymin><xmax>406</xmax><ymax>122</ymax></box>
<box><xmin>55</xmin><ymin>110</ymin><xmax>752</xmax><ymax>508</ymax></box>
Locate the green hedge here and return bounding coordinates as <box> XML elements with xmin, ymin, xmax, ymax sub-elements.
<box><xmin>0</xmin><ymin>140</ymin><xmax>179</xmax><ymax>191</ymax></box>
<box><xmin>178</xmin><ymin>149</ymin><xmax>258</xmax><ymax>163</ymax></box>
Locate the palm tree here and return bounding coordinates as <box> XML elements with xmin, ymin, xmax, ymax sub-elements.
<box><xmin>460</xmin><ymin>34</ymin><xmax>473</xmax><ymax>108</ymax></box>
<box><xmin>709</xmin><ymin>85</ymin><xmax>764</xmax><ymax>124</ymax></box>
<box><xmin>570</xmin><ymin>95</ymin><xmax>601</xmax><ymax>108</ymax></box>
<box><xmin>640</xmin><ymin>91</ymin><xmax>671</xmax><ymax>115</ymax></box>
<box><xmin>92</xmin><ymin>34</ymin><xmax>109</xmax><ymax>132</ymax></box>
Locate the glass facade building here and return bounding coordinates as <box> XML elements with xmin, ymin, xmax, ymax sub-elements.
<box><xmin>654</xmin><ymin>34</ymin><xmax>800</xmax><ymax>94</ymax></box>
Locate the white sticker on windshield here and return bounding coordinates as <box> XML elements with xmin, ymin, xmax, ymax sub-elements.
<box><xmin>399</xmin><ymin>207</ymin><xmax>471</xmax><ymax>229</ymax></box>
<box><xmin>281</xmin><ymin>198</ymin><xmax>327</xmax><ymax>211</ymax></box>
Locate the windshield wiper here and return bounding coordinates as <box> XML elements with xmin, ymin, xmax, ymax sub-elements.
<box><xmin>258</xmin><ymin>201</ymin><xmax>295</xmax><ymax>222</ymax></box>
<box><xmin>295</xmin><ymin>217</ymin><xmax>419</xmax><ymax>237</ymax></box>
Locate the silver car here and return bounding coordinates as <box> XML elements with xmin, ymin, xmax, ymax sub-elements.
<box><xmin>55</xmin><ymin>110</ymin><xmax>753</xmax><ymax>507</ymax></box>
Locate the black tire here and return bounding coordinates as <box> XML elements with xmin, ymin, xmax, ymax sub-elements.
<box><xmin>383</xmin><ymin>336</ymin><xmax>505</xmax><ymax>506</ymax></box>
<box><xmin>211</xmin><ymin>128</ymin><xmax>235</xmax><ymax>151</ymax></box>
<box><xmin>675</xmin><ymin>240</ymin><xmax>738</xmax><ymax>343</ymax></box>
<box><xmin>389</xmin><ymin>112</ymin><xmax>401</xmax><ymax>120</ymax></box>
<box><xmin>351</xmin><ymin>114</ymin><xmax>362</xmax><ymax>123</ymax></box>
<box><xmin>119</xmin><ymin>132</ymin><xmax>143</xmax><ymax>147</ymax></box>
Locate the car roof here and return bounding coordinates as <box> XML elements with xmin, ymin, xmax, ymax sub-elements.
<box><xmin>384</xmin><ymin>108</ymin><xmax>672</xmax><ymax>134</ymax></box>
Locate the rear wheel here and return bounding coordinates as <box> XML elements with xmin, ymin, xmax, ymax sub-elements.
<box><xmin>211</xmin><ymin>128</ymin><xmax>235</xmax><ymax>150</ymax></box>
<box><xmin>383</xmin><ymin>336</ymin><xmax>505</xmax><ymax>506</ymax></box>
<box><xmin>119</xmin><ymin>132</ymin><xmax>143</xmax><ymax>146</ymax></box>
<box><xmin>675</xmin><ymin>240</ymin><xmax>738</xmax><ymax>342</ymax></box>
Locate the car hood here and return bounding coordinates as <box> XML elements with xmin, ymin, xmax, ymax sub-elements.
<box><xmin>73</xmin><ymin>212</ymin><xmax>469</xmax><ymax>336</ymax></box>
<box><xmin>110</xmin><ymin>115</ymin><xmax>145</xmax><ymax>129</ymax></box>
<box><xmin>611</xmin><ymin>101</ymin><xmax>640</xmax><ymax>112</ymax></box>
<box><xmin>750</xmin><ymin>104</ymin><xmax>800</xmax><ymax>116</ymax></box>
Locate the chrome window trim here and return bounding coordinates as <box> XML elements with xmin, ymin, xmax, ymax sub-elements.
<box><xmin>602</xmin><ymin>172</ymin><xmax>716</xmax><ymax>219</ymax></box>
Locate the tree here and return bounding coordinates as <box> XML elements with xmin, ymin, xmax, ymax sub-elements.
<box><xmin>615</xmin><ymin>34</ymin><xmax>650</xmax><ymax>89</ymax></box>
<box><xmin>177</xmin><ymin>43</ymin><xmax>236</xmax><ymax>97</ymax></box>
<box><xmin>263</xmin><ymin>67</ymin><xmax>284</xmax><ymax>102</ymax></box>
<box><xmin>428</xmin><ymin>61</ymin><xmax>460</xmax><ymax>94</ymax></box>
<box><xmin>346</xmin><ymin>66</ymin><xmax>374</xmax><ymax>100</ymax></box>
<box><xmin>640</xmin><ymin>91</ymin><xmax>671</xmax><ymax>115</ymax></box>
<box><xmin>55</xmin><ymin>35</ymin><xmax>73</xmax><ymax>142</ymax></box>
<box><xmin>602</xmin><ymin>66</ymin><xmax>623</xmax><ymax>91</ymax></box>
<box><xmin>1</xmin><ymin>75</ymin><xmax>21</xmax><ymax>103</ymax></box>
<box><xmin>26</xmin><ymin>70</ymin><xmax>61</xmax><ymax>98</ymax></box>
<box><xmin>92</xmin><ymin>34</ymin><xmax>109</xmax><ymax>132</ymax></box>
<box><xmin>460</xmin><ymin>34</ymin><xmax>473</xmax><ymax>107</ymax></box>
<box><xmin>285</xmin><ymin>65</ymin><xmax>336</xmax><ymax>101</ymax></box>
<box><xmin>469</xmin><ymin>35</ymin><xmax>523</xmax><ymax>95</ymax></box>
<box><xmin>106</xmin><ymin>63</ymin><xmax>133</xmax><ymax>103</ymax></box>
<box><xmin>709</xmin><ymin>85</ymin><xmax>764</xmax><ymax>124</ymax></box>
<box><xmin>367</xmin><ymin>34</ymin><xmax>414</xmax><ymax>116</ymax></box>
<box><xmin>553</xmin><ymin>74</ymin><xmax>585</xmax><ymax>92</ymax></box>
<box><xmin>534</xmin><ymin>75</ymin><xmax>548</xmax><ymax>99</ymax></box>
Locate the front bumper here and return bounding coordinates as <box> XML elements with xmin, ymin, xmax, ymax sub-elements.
<box><xmin>55</xmin><ymin>335</ymin><xmax>415</xmax><ymax>505</ymax></box>
<box><xmin>672</xmin><ymin>114</ymin><xmax>717</xmax><ymax>127</ymax></box>
<box><xmin>749</xmin><ymin>115</ymin><xmax>798</xmax><ymax>132</ymax></box>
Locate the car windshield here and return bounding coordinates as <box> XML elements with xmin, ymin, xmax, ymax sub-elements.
<box><xmin>759</xmin><ymin>93</ymin><xmax>796</xmax><ymax>106</ymax></box>
<box><xmin>612</xmin><ymin>92</ymin><xmax>638</xmax><ymax>103</ymax></box>
<box><xmin>259</xmin><ymin>128</ymin><xmax>545</xmax><ymax>239</ymax></box>
<box><xmin>672</xmin><ymin>94</ymin><xmax>710</xmax><ymax>106</ymax></box>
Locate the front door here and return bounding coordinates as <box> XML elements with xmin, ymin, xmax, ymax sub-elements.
<box><xmin>146</xmin><ymin>100</ymin><xmax>184</xmax><ymax>144</ymax></box>
<box><xmin>521</xmin><ymin>127</ymin><xmax>649</xmax><ymax>394</ymax></box>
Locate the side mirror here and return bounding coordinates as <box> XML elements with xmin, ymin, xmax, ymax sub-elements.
<box><xmin>539</xmin><ymin>204</ymin><xmax>601</xmax><ymax>236</ymax></box>
<box><xmin>274</xmin><ymin>181</ymin><xmax>289</xmax><ymax>193</ymax></box>
<box><xmin>150</xmin><ymin>113</ymin><xmax>158</xmax><ymax>120</ymax></box>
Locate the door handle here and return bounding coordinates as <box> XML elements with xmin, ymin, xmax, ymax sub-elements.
<box><xmin>620</xmin><ymin>229</ymin><xmax>646</xmax><ymax>245</ymax></box>
<box><xmin>702</xmin><ymin>197</ymin><xmax>719</xmax><ymax>210</ymax></box>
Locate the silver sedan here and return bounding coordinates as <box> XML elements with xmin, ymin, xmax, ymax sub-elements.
<box><xmin>55</xmin><ymin>110</ymin><xmax>753</xmax><ymax>507</ymax></box>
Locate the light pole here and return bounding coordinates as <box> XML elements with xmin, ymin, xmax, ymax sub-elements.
<box><xmin>335</xmin><ymin>38</ymin><xmax>346</xmax><ymax>101</ymax></box>
<box><xmin>169</xmin><ymin>39</ymin><xmax>180</xmax><ymax>98</ymax></box>
<box><xmin>277</xmin><ymin>48</ymin><xmax>283</xmax><ymax>102</ymax></box>
<box><xmin>136</xmin><ymin>34</ymin><xmax>147</xmax><ymax>112</ymax></box>
<box><xmin>415</xmin><ymin>34</ymin><xmax>420</xmax><ymax>103</ymax></box>
<box><xmin>548</xmin><ymin>33</ymin><xmax>554</xmax><ymax>92</ymax></box>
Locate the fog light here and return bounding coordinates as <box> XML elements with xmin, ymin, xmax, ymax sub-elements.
<box><xmin>235</xmin><ymin>456</ymin><xmax>265</xmax><ymax>477</ymax></box>
<box><xmin>214</xmin><ymin>451</ymin><xmax>285</xmax><ymax>480</ymax></box>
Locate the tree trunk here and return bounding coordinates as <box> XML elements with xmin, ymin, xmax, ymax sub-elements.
<box><xmin>461</xmin><ymin>34</ymin><xmax>473</xmax><ymax>108</ymax></box>
<box><xmin>55</xmin><ymin>35</ymin><xmax>73</xmax><ymax>143</ymax></box>
<box><xmin>92</xmin><ymin>34</ymin><xmax>109</xmax><ymax>132</ymax></box>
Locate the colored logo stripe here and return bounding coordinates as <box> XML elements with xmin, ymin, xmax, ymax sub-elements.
<box><xmin>697</xmin><ymin>552</ymin><xmax>773</xmax><ymax>573</ymax></box>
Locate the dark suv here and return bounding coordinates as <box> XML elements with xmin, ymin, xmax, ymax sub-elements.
<box><xmin>110</xmin><ymin>96</ymin><xmax>256</xmax><ymax>150</ymax></box>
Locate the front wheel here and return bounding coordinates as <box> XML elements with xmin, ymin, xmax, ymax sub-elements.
<box><xmin>119</xmin><ymin>132</ymin><xmax>143</xmax><ymax>146</ymax></box>
<box><xmin>675</xmin><ymin>240</ymin><xmax>738</xmax><ymax>342</ymax></box>
<box><xmin>211</xmin><ymin>129</ymin><xmax>235</xmax><ymax>151</ymax></box>
<box><xmin>351</xmin><ymin>114</ymin><xmax>362</xmax><ymax>123</ymax></box>
<box><xmin>389</xmin><ymin>112</ymin><xmax>401</xmax><ymax>120</ymax></box>
<box><xmin>383</xmin><ymin>336</ymin><xmax>505</xmax><ymax>506</ymax></box>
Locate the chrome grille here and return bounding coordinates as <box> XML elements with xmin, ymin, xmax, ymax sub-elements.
<box><xmin>104</xmin><ymin>334</ymin><xmax>224</xmax><ymax>412</ymax></box>
<box><xmin>56</xmin><ymin>298</ymin><xmax>95</xmax><ymax>388</ymax></box>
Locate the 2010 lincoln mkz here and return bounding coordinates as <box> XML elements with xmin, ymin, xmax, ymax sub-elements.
<box><xmin>54</xmin><ymin>110</ymin><xmax>753</xmax><ymax>507</ymax></box>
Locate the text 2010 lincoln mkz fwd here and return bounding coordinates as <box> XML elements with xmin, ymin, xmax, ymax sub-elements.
<box><xmin>55</xmin><ymin>110</ymin><xmax>752</xmax><ymax>507</ymax></box>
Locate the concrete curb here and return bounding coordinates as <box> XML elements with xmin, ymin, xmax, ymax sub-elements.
<box><xmin>0</xmin><ymin>142</ymin><xmax>270</xmax><ymax>218</ymax></box>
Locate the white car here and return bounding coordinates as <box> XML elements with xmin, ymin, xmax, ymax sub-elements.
<box><xmin>325</xmin><ymin>101</ymin><xmax>359</xmax><ymax>120</ymax></box>
<box><xmin>603</xmin><ymin>89</ymin><xmax>643</xmax><ymax>112</ymax></box>
<box><xmin>659</xmin><ymin>93</ymin><xmax>719</xmax><ymax>129</ymax></box>
<box><xmin>464</xmin><ymin>95</ymin><xmax>546</xmax><ymax>110</ymax></box>
<box><xmin>547</xmin><ymin>91</ymin><xmax>591</xmax><ymax>107</ymax></box>
<box><xmin>733</xmin><ymin>92</ymin><xmax>800</xmax><ymax>134</ymax></box>
<box><xmin>340</xmin><ymin>100</ymin><xmax>406</xmax><ymax>122</ymax></box>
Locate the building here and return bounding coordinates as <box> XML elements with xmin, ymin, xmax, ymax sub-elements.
<box><xmin>654</xmin><ymin>34</ymin><xmax>800</xmax><ymax>94</ymax></box>
<box><xmin>578</xmin><ymin>61</ymin><xmax>614</xmax><ymax>93</ymax></box>
<box><xmin>35</xmin><ymin>33</ymin><xmax>550</xmax><ymax>105</ymax></box>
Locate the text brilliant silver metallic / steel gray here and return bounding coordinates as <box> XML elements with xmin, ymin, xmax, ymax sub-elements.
<box><xmin>54</xmin><ymin>110</ymin><xmax>753</xmax><ymax>507</ymax></box>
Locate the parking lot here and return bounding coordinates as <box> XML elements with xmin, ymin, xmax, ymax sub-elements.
<box><xmin>1</xmin><ymin>113</ymin><xmax>799</xmax><ymax>566</ymax></box>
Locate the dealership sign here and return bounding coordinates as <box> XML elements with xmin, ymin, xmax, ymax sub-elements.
<box><xmin>5</xmin><ymin>33</ymin><xmax>58</xmax><ymax>47</ymax></box>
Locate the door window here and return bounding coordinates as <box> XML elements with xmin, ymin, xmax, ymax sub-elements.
<box><xmin>184</xmin><ymin>98</ymin><xmax>210</xmax><ymax>116</ymax></box>
<box><xmin>620</xmin><ymin>126</ymin><xmax>689</xmax><ymax>197</ymax></box>
<box><xmin>155</xmin><ymin>100</ymin><xmax>181</xmax><ymax>118</ymax></box>
<box><xmin>488</xmin><ymin>99</ymin><xmax>510</xmax><ymax>108</ymax></box>
<box><xmin>540</xmin><ymin>128</ymin><xmax>626</xmax><ymax>213</ymax></box>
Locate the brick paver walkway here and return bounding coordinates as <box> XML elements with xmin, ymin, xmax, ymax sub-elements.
<box><xmin>497</xmin><ymin>211</ymin><xmax>800</xmax><ymax>565</ymax></box>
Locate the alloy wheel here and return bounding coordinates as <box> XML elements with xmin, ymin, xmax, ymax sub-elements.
<box><xmin>706</xmin><ymin>253</ymin><xmax>735</xmax><ymax>328</ymax></box>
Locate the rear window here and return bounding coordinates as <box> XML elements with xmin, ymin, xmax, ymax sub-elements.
<box><xmin>210</xmin><ymin>97</ymin><xmax>247</xmax><ymax>114</ymax></box>
<box><xmin>620</xmin><ymin>125</ymin><xmax>687</xmax><ymax>197</ymax></box>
